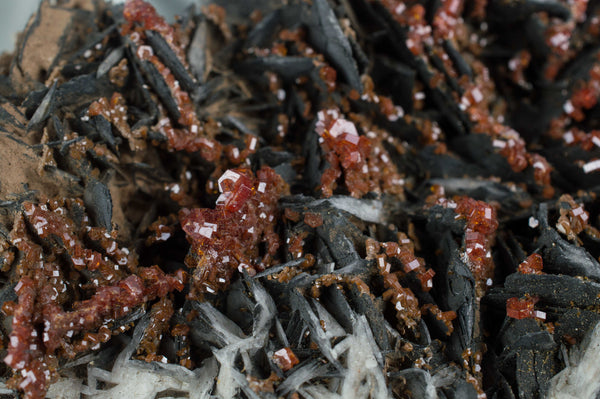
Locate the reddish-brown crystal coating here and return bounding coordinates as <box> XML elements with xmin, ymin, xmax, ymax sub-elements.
<box><xmin>22</xmin><ymin>200</ymin><xmax>133</xmax><ymax>282</ymax></box>
<box><xmin>123</xmin><ymin>0</ymin><xmax>179</xmax><ymax>50</ymax></box>
<box><xmin>3</xmin><ymin>199</ymin><xmax>186</xmax><ymax>399</ymax></box>
<box><xmin>180</xmin><ymin>166</ymin><xmax>288</xmax><ymax>297</ymax></box>
<box><xmin>365</xmin><ymin>235</ymin><xmax>438</xmax><ymax>333</ymax></box>
<box><xmin>316</xmin><ymin>109</ymin><xmax>404</xmax><ymax>198</ymax></box>
<box><xmin>555</xmin><ymin>194</ymin><xmax>599</xmax><ymax>242</ymax></box>
<box><xmin>421</xmin><ymin>304</ymin><xmax>457</xmax><ymax>336</ymax></box>
<box><xmin>122</xmin><ymin>0</ymin><xmax>221</xmax><ymax>159</ymax></box>
<box><xmin>4</xmin><ymin>278</ymin><xmax>48</xmax><ymax>399</ymax></box>
<box><xmin>88</xmin><ymin>93</ymin><xmax>144</xmax><ymax>150</ymax></box>
<box><xmin>454</xmin><ymin>197</ymin><xmax>498</xmax><ymax>284</ymax></box>
<box><xmin>44</xmin><ymin>268</ymin><xmax>184</xmax><ymax>353</ymax></box>
<box><xmin>138</xmin><ymin>297</ymin><xmax>174</xmax><ymax>362</ymax></box>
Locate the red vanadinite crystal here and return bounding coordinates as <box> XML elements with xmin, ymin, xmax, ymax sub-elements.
<box><xmin>506</xmin><ymin>297</ymin><xmax>543</xmax><ymax>320</ymax></box>
<box><xmin>4</xmin><ymin>278</ymin><xmax>48</xmax><ymax>399</ymax></box>
<box><xmin>123</xmin><ymin>0</ymin><xmax>177</xmax><ymax>51</ymax></box>
<box><xmin>315</xmin><ymin>109</ymin><xmax>374</xmax><ymax>197</ymax></box>
<box><xmin>121</xmin><ymin>0</ymin><xmax>221</xmax><ymax>159</ymax></box>
<box><xmin>554</xmin><ymin>194</ymin><xmax>599</xmax><ymax>241</ymax></box>
<box><xmin>180</xmin><ymin>167</ymin><xmax>288</xmax><ymax>297</ymax></box>
<box><xmin>315</xmin><ymin>105</ymin><xmax>405</xmax><ymax>198</ymax></box>
<box><xmin>518</xmin><ymin>253</ymin><xmax>544</xmax><ymax>275</ymax></box>
<box><xmin>3</xmin><ymin>197</ymin><xmax>188</xmax><ymax>399</ymax></box>
<box><xmin>454</xmin><ymin>197</ymin><xmax>498</xmax><ymax>283</ymax></box>
<box><xmin>317</xmin><ymin>111</ymin><xmax>369</xmax><ymax>169</ymax></box>
<box><xmin>216</xmin><ymin>169</ymin><xmax>255</xmax><ymax>212</ymax></box>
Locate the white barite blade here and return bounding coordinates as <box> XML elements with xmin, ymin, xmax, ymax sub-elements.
<box><xmin>338</xmin><ymin>316</ymin><xmax>390</xmax><ymax>399</ymax></box>
<box><xmin>548</xmin><ymin>321</ymin><xmax>600</xmax><ymax>399</ymax></box>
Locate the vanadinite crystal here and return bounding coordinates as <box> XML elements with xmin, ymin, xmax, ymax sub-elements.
<box><xmin>121</xmin><ymin>0</ymin><xmax>221</xmax><ymax>159</ymax></box>
<box><xmin>316</xmin><ymin>109</ymin><xmax>371</xmax><ymax>197</ymax></box>
<box><xmin>315</xmin><ymin>108</ymin><xmax>404</xmax><ymax>199</ymax></box>
<box><xmin>7</xmin><ymin>0</ymin><xmax>600</xmax><ymax>397</ymax></box>
<box><xmin>506</xmin><ymin>297</ymin><xmax>546</xmax><ymax>320</ymax></box>
<box><xmin>180</xmin><ymin>167</ymin><xmax>288</xmax><ymax>297</ymax></box>
<box><xmin>3</xmin><ymin>199</ymin><xmax>186</xmax><ymax>399</ymax></box>
<box><xmin>518</xmin><ymin>253</ymin><xmax>544</xmax><ymax>275</ymax></box>
<box><xmin>455</xmin><ymin>197</ymin><xmax>498</xmax><ymax>284</ymax></box>
<box><xmin>272</xmin><ymin>347</ymin><xmax>300</xmax><ymax>371</ymax></box>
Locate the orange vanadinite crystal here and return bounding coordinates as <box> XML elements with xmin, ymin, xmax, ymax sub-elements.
<box><xmin>506</xmin><ymin>297</ymin><xmax>545</xmax><ymax>320</ymax></box>
<box><xmin>319</xmin><ymin>65</ymin><xmax>337</xmax><ymax>92</ymax></box>
<box><xmin>518</xmin><ymin>253</ymin><xmax>544</xmax><ymax>275</ymax></box>
<box><xmin>555</xmin><ymin>194</ymin><xmax>600</xmax><ymax>242</ymax></box>
<box><xmin>380</xmin><ymin>240</ymin><xmax>436</xmax><ymax>292</ymax></box>
<box><xmin>416</xmin><ymin>268</ymin><xmax>436</xmax><ymax>290</ymax></box>
<box><xmin>498</xmin><ymin>135</ymin><xmax>528</xmax><ymax>173</ymax></box>
<box><xmin>382</xmin><ymin>273</ymin><xmax>421</xmax><ymax>331</ymax></box>
<box><xmin>138</xmin><ymin>297</ymin><xmax>174</xmax><ymax>362</ymax></box>
<box><xmin>527</xmin><ymin>153</ymin><xmax>554</xmax><ymax>198</ymax></box>
<box><xmin>272</xmin><ymin>347</ymin><xmax>300</xmax><ymax>371</ymax></box>
<box><xmin>368</xmin><ymin>232</ymin><xmax>438</xmax><ymax>333</ymax></box>
<box><xmin>421</xmin><ymin>303</ymin><xmax>457</xmax><ymax>335</ymax></box>
<box><xmin>316</xmin><ymin>109</ymin><xmax>369</xmax><ymax>167</ymax></box>
<box><xmin>506</xmin><ymin>297</ymin><xmax>533</xmax><ymax>319</ymax></box>
<box><xmin>572</xmin><ymin>86</ymin><xmax>598</xmax><ymax>111</ymax></box>
<box><xmin>180</xmin><ymin>167</ymin><xmax>288</xmax><ymax>297</ymax></box>
<box><xmin>433</xmin><ymin>0</ymin><xmax>464</xmax><ymax>40</ymax></box>
<box><xmin>88</xmin><ymin>93</ymin><xmax>128</xmax><ymax>133</ymax></box>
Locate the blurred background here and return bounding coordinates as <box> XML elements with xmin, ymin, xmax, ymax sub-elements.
<box><xmin>0</xmin><ymin>0</ymin><xmax>196</xmax><ymax>54</ymax></box>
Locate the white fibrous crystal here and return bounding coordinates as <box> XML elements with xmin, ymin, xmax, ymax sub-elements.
<box><xmin>548</xmin><ymin>321</ymin><xmax>600</xmax><ymax>399</ymax></box>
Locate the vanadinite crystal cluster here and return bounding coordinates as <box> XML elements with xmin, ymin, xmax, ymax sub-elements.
<box><xmin>2</xmin><ymin>0</ymin><xmax>600</xmax><ymax>398</ymax></box>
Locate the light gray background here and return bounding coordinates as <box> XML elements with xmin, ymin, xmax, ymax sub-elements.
<box><xmin>0</xmin><ymin>0</ymin><xmax>195</xmax><ymax>54</ymax></box>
